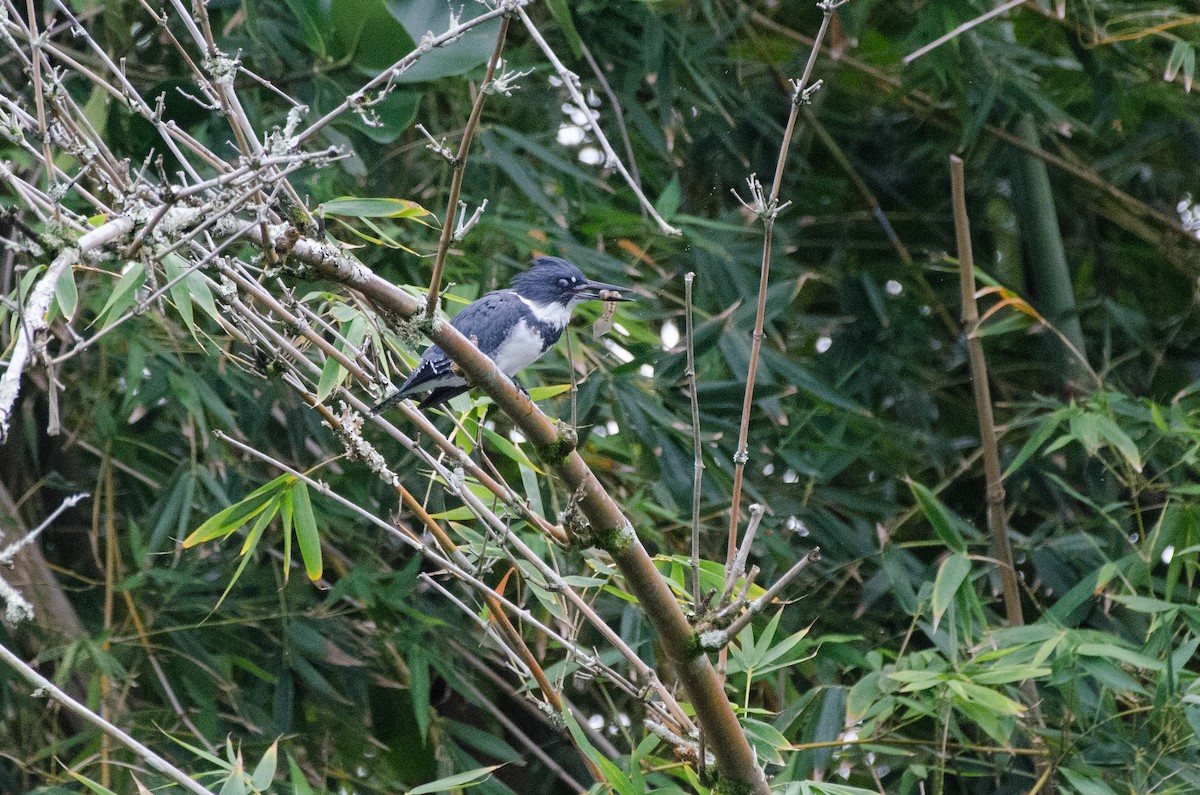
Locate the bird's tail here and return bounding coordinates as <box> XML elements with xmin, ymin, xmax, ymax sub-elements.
<box><xmin>368</xmin><ymin>388</ymin><xmax>408</xmax><ymax>417</ymax></box>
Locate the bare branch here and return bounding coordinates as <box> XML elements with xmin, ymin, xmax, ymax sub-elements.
<box><xmin>0</xmin><ymin>640</ymin><xmax>218</xmax><ymax>795</ymax></box>
<box><xmin>0</xmin><ymin>217</ymin><xmax>134</xmax><ymax>442</ymax></box>
<box><xmin>516</xmin><ymin>6</ymin><xmax>681</xmax><ymax>237</ymax></box>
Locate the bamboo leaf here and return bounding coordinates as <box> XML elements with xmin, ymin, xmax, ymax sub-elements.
<box><xmin>408</xmin><ymin>765</ymin><xmax>503</xmax><ymax>794</ymax></box>
<box><xmin>321</xmin><ymin>196</ymin><xmax>432</xmax><ymax>220</ymax></box>
<box><xmin>290</xmin><ymin>480</ymin><xmax>323</xmax><ymax>581</ymax></box>
<box><xmin>184</xmin><ymin>475</ymin><xmax>290</xmax><ymax>547</ymax></box>
<box><xmin>908</xmin><ymin>479</ymin><xmax>967</xmax><ymax>552</ymax></box>
<box><xmin>932</xmin><ymin>554</ymin><xmax>972</xmax><ymax>632</ymax></box>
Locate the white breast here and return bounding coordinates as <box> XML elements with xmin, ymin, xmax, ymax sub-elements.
<box><xmin>491</xmin><ymin>319</ymin><xmax>550</xmax><ymax>375</ymax></box>
<box><xmin>519</xmin><ymin>297</ymin><xmax>574</xmax><ymax>329</ymax></box>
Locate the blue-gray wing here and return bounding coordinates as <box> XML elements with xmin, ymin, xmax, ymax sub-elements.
<box><xmin>372</xmin><ymin>290</ymin><xmax>531</xmax><ymax>412</ymax></box>
<box><xmin>447</xmin><ymin>291</ymin><xmax>533</xmax><ymax>356</ymax></box>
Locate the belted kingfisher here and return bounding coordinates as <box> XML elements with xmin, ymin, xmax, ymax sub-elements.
<box><xmin>372</xmin><ymin>256</ymin><xmax>633</xmax><ymax>412</ymax></box>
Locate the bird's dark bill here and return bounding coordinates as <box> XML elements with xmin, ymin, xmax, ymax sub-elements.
<box><xmin>578</xmin><ymin>280</ymin><xmax>635</xmax><ymax>302</ymax></box>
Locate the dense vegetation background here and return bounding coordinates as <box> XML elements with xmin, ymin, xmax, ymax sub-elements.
<box><xmin>3</xmin><ymin>0</ymin><xmax>1200</xmax><ymax>793</ymax></box>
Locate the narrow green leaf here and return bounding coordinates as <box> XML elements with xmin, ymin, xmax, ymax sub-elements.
<box><xmin>213</xmin><ymin>504</ymin><xmax>278</xmax><ymax>611</ymax></box>
<box><xmin>481</xmin><ymin>427</ymin><xmax>545</xmax><ymax>475</ymax></box>
<box><xmin>54</xmin><ymin>264</ymin><xmax>78</xmax><ymax>321</ymax></box>
<box><xmin>280</xmin><ymin>488</ymin><xmax>294</xmax><ymax>585</ymax></box>
<box><xmin>408</xmin><ymin>765</ymin><xmax>504</xmax><ymax>794</ymax></box>
<box><xmin>290</xmin><ymin>481</ymin><xmax>323</xmax><ymax>581</ymax></box>
<box><xmin>544</xmin><ymin>0</ymin><xmax>583</xmax><ymax>57</ymax></box>
<box><xmin>561</xmin><ymin>709</ymin><xmax>637</xmax><ymax>795</ymax></box>
<box><xmin>1075</xmin><ymin>642</ymin><xmax>1164</xmax><ymax>672</ymax></box>
<box><xmin>321</xmin><ymin>196</ymin><xmax>432</xmax><ymax>219</ymax></box>
<box><xmin>887</xmin><ymin>670</ymin><xmax>944</xmax><ymax>692</ymax></box>
<box><xmin>908</xmin><ymin>479</ymin><xmax>967</xmax><ymax>552</ymax></box>
<box><xmin>94</xmin><ymin>261</ymin><xmax>146</xmax><ymax>329</ymax></box>
<box><xmin>288</xmin><ymin>755</ymin><xmax>317</xmax><ymax>795</ymax></box>
<box><xmin>317</xmin><ymin>314</ymin><xmax>366</xmax><ymax>402</ymax></box>
<box><xmin>65</xmin><ymin>770</ymin><xmax>119</xmax><ymax>795</ymax></box>
<box><xmin>161</xmin><ymin>730</ymin><xmax>232</xmax><ymax>770</ymax></box>
<box><xmin>283</xmin><ymin>0</ymin><xmax>328</xmax><ymax>57</ymax></box>
<box><xmin>164</xmin><ymin>252</ymin><xmax>195</xmax><ymax>335</ymax></box>
<box><xmin>655</xmin><ymin>173</ymin><xmax>682</xmax><ymax>220</ymax></box>
<box><xmin>1092</xmin><ymin>413</ymin><xmax>1142</xmax><ymax>472</ymax></box>
<box><xmin>190</xmin><ymin>272</ymin><xmax>223</xmax><ymax>325</ymax></box>
<box><xmin>1165</xmin><ymin>41</ymin><xmax>1194</xmax><ymax>88</ymax></box>
<box><xmin>527</xmin><ymin>383</ymin><xmax>573</xmax><ymax>401</ymax></box>
<box><xmin>951</xmin><ymin>679</ymin><xmax>1025</xmax><ymax>715</ymax></box>
<box><xmin>428</xmin><ymin>506</ymin><xmax>479</xmax><ymax>521</ymax></box>
<box><xmin>183</xmin><ymin>475</ymin><xmax>289</xmax><ymax>547</ymax></box>
<box><xmin>932</xmin><ymin>554</ymin><xmax>971</xmax><ymax>631</ymax></box>
<box><xmin>409</xmin><ymin>646</ymin><xmax>431</xmax><ymax>741</ymax></box>
<box><xmin>1059</xmin><ymin>768</ymin><xmax>1121</xmax><ymax>795</ymax></box>
<box><xmin>969</xmin><ymin>664</ymin><xmax>1051</xmax><ymax>685</ymax></box>
<box><xmin>1069</xmin><ymin>411</ymin><xmax>1100</xmax><ymax>455</ymax></box>
<box><xmin>251</xmin><ymin>739</ymin><xmax>279</xmax><ymax>791</ymax></box>
<box><xmin>183</xmin><ymin>482</ymin><xmax>282</xmax><ymax>552</ymax></box>
<box><xmin>741</xmin><ymin>716</ymin><xmax>788</xmax><ymax>765</ymax></box>
<box><xmin>1003</xmin><ymin>410</ymin><xmax>1063</xmax><ymax>477</ymax></box>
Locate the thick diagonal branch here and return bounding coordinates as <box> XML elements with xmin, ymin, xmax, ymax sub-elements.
<box><xmin>265</xmin><ymin>230</ymin><xmax>770</xmax><ymax>795</ymax></box>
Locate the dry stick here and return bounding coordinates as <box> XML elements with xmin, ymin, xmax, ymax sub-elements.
<box><xmin>23</xmin><ymin>0</ymin><xmax>57</xmax><ymax>212</ymax></box>
<box><xmin>0</xmin><ymin>216</ymin><xmax>135</xmax><ymax>443</ymax></box>
<box><xmin>214</xmin><ymin>426</ymin><xmax>675</xmax><ymax>729</ymax></box>
<box><xmin>517</xmin><ymin>6</ymin><xmax>680</xmax><ymax>237</ymax></box>
<box><xmin>0</xmin><ymin>491</ymin><xmax>89</xmax><ymax>624</ymax></box>
<box><xmin>457</xmin><ymin>677</ymin><xmax>590</xmax><ymax>793</ymax></box>
<box><xmin>702</xmin><ymin>548</ymin><xmax>821</xmax><ymax>649</ymax></box>
<box><xmin>456</xmin><ymin>642</ymin><xmax>623</xmax><ymax>759</ymax></box>
<box><xmin>722</xmin><ymin>503</ymin><xmax>764</xmax><ymax>606</ymax></box>
<box><xmin>949</xmin><ymin>155</ymin><xmax>1048</xmax><ymax>770</ymax></box>
<box><xmin>100</xmin><ymin>458</ymin><xmax>117</xmax><ymax>789</ymax></box>
<box><xmin>684</xmin><ymin>272</ymin><xmax>703</xmax><ymax>611</ymax></box>
<box><xmin>483</xmin><ymin>590</ymin><xmax>608</xmax><ymax>786</ymax></box>
<box><xmin>0</xmin><ymin>640</ymin><xmax>217</xmax><ymax>795</ymax></box>
<box><xmin>949</xmin><ymin>157</ymin><xmax>1022</xmax><ymax>627</ymax></box>
<box><xmin>295</xmin><ymin>394</ymin><xmax>687</xmax><ymax>729</ymax></box>
<box><xmin>579</xmin><ymin>41</ymin><xmax>642</xmax><ymax>199</ymax></box>
<box><xmin>903</xmin><ymin>0</ymin><xmax>1027</xmax><ymax>64</ymax></box>
<box><xmin>294</xmin><ymin>6</ymin><xmax>510</xmax><ymax>147</ymax></box>
<box><xmin>425</xmin><ymin>16</ymin><xmax>510</xmax><ymax>318</ymax></box>
<box><xmin>726</xmin><ymin>0</ymin><xmax>842</xmax><ymax>575</ymax></box>
<box><xmin>272</xmin><ymin>233</ymin><xmax>767</xmax><ymax>793</ymax></box>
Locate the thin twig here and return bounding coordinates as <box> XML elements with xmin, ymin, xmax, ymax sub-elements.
<box><xmin>950</xmin><ymin>154</ymin><xmax>1048</xmax><ymax>779</ymax></box>
<box><xmin>903</xmin><ymin>0</ymin><xmax>1027</xmax><ymax>65</ymax></box>
<box><xmin>726</xmin><ymin>0</ymin><xmax>843</xmax><ymax>583</ymax></box>
<box><xmin>722</xmin><ymin>503</ymin><xmax>764</xmax><ymax>606</ymax></box>
<box><xmin>0</xmin><ymin>640</ymin><xmax>217</xmax><ymax>795</ymax></box>
<box><xmin>0</xmin><ymin>216</ymin><xmax>135</xmax><ymax>443</ymax></box>
<box><xmin>516</xmin><ymin>6</ymin><xmax>680</xmax><ymax>236</ymax></box>
<box><xmin>294</xmin><ymin>6</ymin><xmax>511</xmax><ymax>147</ymax></box>
<box><xmin>425</xmin><ymin>16</ymin><xmax>511</xmax><ymax>318</ymax></box>
<box><xmin>579</xmin><ymin>41</ymin><xmax>642</xmax><ymax>202</ymax></box>
<box><xmin>701</xmin><ymin>548</ymin><xmax>821</xmax><ymax>649</ymax></box>
<box><xmin>949</xmin><ymin>155</ymin><xmax>1022</xmax><ymax>630</ymax></box>
<box><xmin>684</xmin><ymin>272</ymin><xmax>703</xmax><ymax>612</ymax></box>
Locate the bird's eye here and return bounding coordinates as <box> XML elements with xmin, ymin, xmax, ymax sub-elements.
<box><xmin>557</xmin><ymin>278</ymin><xmax>570</xmax><ymax>288</ymax></box>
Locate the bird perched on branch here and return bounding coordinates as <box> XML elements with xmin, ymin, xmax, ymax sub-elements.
<box><xmin>371</xmin><ymin>256</ymin><xmax>634</xmax><ymax>412</ymax></box>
